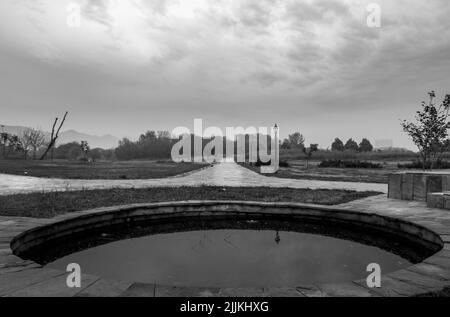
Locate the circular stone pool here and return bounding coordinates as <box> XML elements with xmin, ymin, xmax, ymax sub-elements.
<box><xmin>19</xmin><ymin>215</ymin><xmax>437</xmax><ymax>288</ymax></box>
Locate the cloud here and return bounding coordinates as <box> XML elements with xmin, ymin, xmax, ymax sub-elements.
<box><xmin>0</xmin><ymin>0</ymin><xmax>450</xmax><ymax>149</ymax></box>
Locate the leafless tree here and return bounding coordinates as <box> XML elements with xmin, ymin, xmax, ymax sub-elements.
<box><xmin>40</xmin><ymin>111</ymin><xmax>68</xmax><ymax>160</ymax></box>
<box><xmin>21</xmin><ymin>128</ymin><xmax>46</xmax><ymax>159</ymax></box>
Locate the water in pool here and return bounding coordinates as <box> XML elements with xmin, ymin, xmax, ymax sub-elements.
<box><xmin>46</xmin><ymin>227</ymin><xmax>413</xmax><ymax>287</ymax></box>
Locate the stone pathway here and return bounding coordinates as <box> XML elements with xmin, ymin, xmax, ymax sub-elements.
<box><xmin>0</xmin><ymin>162</ymin><xmax>386</xmax><ymax>195</ymax></box>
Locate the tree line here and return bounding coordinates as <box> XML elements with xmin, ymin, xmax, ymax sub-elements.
<box><xmin>280</xmin><ymin>132</ymin><xmax>374</xmax><ymax>152</ymax></box>
<box><xmin>0</xmin><ymin>128</ymin><xmax>46</xmax><ymax>159</ymax></box>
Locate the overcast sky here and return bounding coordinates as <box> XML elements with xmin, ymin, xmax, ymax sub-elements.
<box><xmin>1</xmin><ymin>0</ymin><xmax>449</xmax><ymax>149</ymax></box>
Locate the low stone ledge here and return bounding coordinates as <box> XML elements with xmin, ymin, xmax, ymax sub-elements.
<box><xmin>389</xmin><ymin>172</ymin><xmax>450</xmax><ymax>202</ymax></box>
<box><xmin>427</xmin><ymin>192</ymin><xmax>450</xmax><ymax>210</ymax></box>
<box><xmin>10</xmin><ymin>201</ymin><xmax>443</xmax><ymax>256</ymax></box>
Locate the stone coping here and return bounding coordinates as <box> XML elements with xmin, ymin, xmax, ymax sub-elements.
<box><xmin>1</xmin><ymin>199</ymin><xmax>450</xmax><ymax>297</ymax></box>
<box><xmin>393</xmin><ymin>171</ymin><xmax>450</xmax><ymax>175</ymax></box>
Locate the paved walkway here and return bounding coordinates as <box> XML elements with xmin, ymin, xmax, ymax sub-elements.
<box><xmin>0</xmin><ymin>162</ymin><xmax>386</xmax><ymax>195</ymax></box>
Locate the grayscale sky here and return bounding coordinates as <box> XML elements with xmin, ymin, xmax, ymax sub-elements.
<box><xmin>1</xmin><ymin>0</ymin><xmax>449</xmax><ymax>149</ymax></box>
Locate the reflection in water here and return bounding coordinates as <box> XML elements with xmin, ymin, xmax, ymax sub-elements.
<box><xmin>275</xmin><ymin>230</ymin><xmax>281</xmax><ymax>244</ymax></box>
<box><xmin>47</xmin><ymin>228</ymin><xmax>413</xmax><ymax>288</ymax></box>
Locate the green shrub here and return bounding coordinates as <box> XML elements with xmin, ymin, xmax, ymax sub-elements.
<box><xmin>318</xmin><ymin>159</ymin><xmax>382</xmax><ymax>169</ymax></box>
<box><xmin>254</xmin><ymin>159</ymin><xmax>289</xmax><ymax>167</ymax></box>
<box><xmin>398</xmin><ymin>160</ymin><xmax>450</xmax><ymax>169</ymax></box>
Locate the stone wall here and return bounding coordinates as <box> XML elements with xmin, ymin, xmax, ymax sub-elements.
<box><xmin>388</xmin><ymin>172</ymin><xmax>450</xmax><ymax>202</ymax></box>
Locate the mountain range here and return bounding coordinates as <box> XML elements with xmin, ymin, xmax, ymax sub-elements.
<box><xmin>1</xmin><ymin>125</ymin><xmax>119</xmax><ymax>149</ymax></box>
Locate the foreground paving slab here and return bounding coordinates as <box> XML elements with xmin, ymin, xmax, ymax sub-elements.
<box><xmin>76</xmin><ymin>278</ymin><xmax>134</xmax><ymax>297</ymax></box>
<box><xmin>354</xmin><ymin>276</ymin><xmax>430</xmax><ymax>297</ymax></box>
<box><xmin>1</xmin><ymin>195</ymin><xmax>450</xmax><ymax>297</ymax></box>
<box><xmin>0</xmin><ymin>268</ymin><xmax>65</xmax><ymax>296</ymax></box>
<box><xmin>6</xmin><ymin>273</ymin><xmax>99</xmax><ymax>297</ymax></box>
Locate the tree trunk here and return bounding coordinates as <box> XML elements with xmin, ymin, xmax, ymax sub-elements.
<box><xmin>422</xmin><ymin>153</ymin><xmax>427</xmax><ymax>171</ymax></box>
<box><xmin>40</xmin><ymin>112</ymin><xmax>68</xmax><ymax>160</ymax></box>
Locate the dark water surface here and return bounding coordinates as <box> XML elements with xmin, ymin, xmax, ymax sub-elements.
<box><xmin>45</xmin><ymin>219</ymin><xmax>419</xmax><ymax>287</ymax></box>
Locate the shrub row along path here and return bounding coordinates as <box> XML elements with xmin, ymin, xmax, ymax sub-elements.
<box><xmin>0</xmin><ymin>161</ymin><xmax>386</xmax><ymax>195</ymax></box>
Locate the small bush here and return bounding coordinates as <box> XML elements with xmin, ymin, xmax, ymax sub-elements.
<box><xmin>398</xmin><ymin>160</ymin><xmax>450</xmax><ymax>169</ymax></box>
<box><xmin>254</xmin><ymin>159</ymin><xmax>271</xmax><ymax>167</ymax></box>
<box><xmin>318</xmin><ymin>159</ymin><xmax>382</xmax><ymax>169</ymax></box>
<box><xmin>279</xmin><ymin>160</ymin><xmax>290</xmax><ymax>168</ymax></box>
<box><xmin>254</xmin><ymin>159</ymin><xmax>289</xmax><ymax>167</ymax></box>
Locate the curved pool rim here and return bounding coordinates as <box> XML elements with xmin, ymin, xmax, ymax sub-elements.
<box><xmin>6</xmin><ymin>201</ymin><xmax>449</xmax><ymax>297</ymax></box>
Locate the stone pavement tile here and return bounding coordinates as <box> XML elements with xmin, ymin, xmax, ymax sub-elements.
<box><xmin>436</xmin><ymin>249</ymin><xmax>450</xmax><ymax>258</ymax></box>
<box><xmin>0</xmin><ymin>268</ymin><xmax>65</xmax><ymax>295</ymax></box>
<box><xmin>407</xmin><ymin>263</ymin><xmax>450</xmax><ymax>281</ymax></box>
<box><xmin>354</xmin><ymin>276</ymin><xmax>430</xmax><ymax>297</ymax></box>
<box><xmin>0</xmin><ymin>254</ymin><xmax>34</xmax><ymax>268</ymax></box>
<box><xmin>261</xmin><ymin>287</ymin><xmax>304</xmax><ymax>297</ymax></box>
<box><xmin>120</xmin><ymin>283</ymin><xmax>155</xmax><ymax>297</ymax></box>
<box><xmin>424</xmin><ymin>255</ymin><xmax>450</xmax><ymax>270</ymax></box>
<box><xmin>0</xmin><ymin>262</ymin><xmax>41</xmax><ymax>275</ymax></box>
<box><xmin>296</xmin><ymin>285</ymin><xmax>327</xmax><ymax>297</ymax></box>
<box><xmin>155</xmin><ymin>285</ymin><xmax>220</xmax><ymax>297</ymax></box>
<box><xmin>76</xmin><ymin>278</ymin><xmax>133</xmax><ymax>297</ymax></box>
<box><xmin>6</xmin><ymin>273</ymin><xmax>99</xmax><ymax>297</ymax></box>
<box><xmin>217</xmin><ymin>288</ymin><xmax>266</xmax><ymax>297</ymax></box>
<box><xmin>387</xmin><ymin>269</ymin><xmax>448</xmax><ymax>291</ymax></box>
<box><xmin>318</xmin><ymin>282</ymin><xmax>378</xmax><ymax>297</ymax></box>
<box><xmin>0</xmin><ymin>245</ymin><xmax>11</xmax><ymax>254</ymax></box>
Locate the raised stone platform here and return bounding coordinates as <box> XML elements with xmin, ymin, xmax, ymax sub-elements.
<box><xmin>388</xmin><ymin>172</ymin><xmax>450</xmax><ymax>202</ymax></box>
<box><xmin>1</xmin><ymin>197</ymin><xmax>450</xmax><ymax>297</ymax></box>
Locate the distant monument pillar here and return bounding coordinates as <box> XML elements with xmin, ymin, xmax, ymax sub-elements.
<box><xmin>260</xmin><ymin>123</ymin><xmax>279</xmax><ymax>174</ymax></box>
<box><xmin>273</xmin><ymin>123</ymin><xmax>279</xmax><ymax>171</ymax></box>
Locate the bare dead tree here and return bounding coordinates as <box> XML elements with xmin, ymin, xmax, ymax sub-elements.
<box><xmin>21</xmin><ymin>128</ymin><xmax>46</xmax><ymax>159</ymax></box>
<box><xmin>20</xmin><ymin>129</ymin><xmax>33</xmax><ymax>159</ymax></box>
<box><xmin>40</xmin><ymin>112</ymin><xmax>68</xmax><ymax>160</ymax></box>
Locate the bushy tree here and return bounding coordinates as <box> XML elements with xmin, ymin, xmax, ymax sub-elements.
<box><xmin>280</xmin><ymin>138</ymin><xmax>291</xmax><ymax>149</ymax></box>
<box><xmin>80</xmin><ymin>141</ymin><xmax>90</xmax><ymax>161</ymax></box>
<box><xmin>401</xmin><ymin>91</ymin><xmax>450</xmax><ymax>169</ymax></box>
<box><xmin>344</xmin><ymin>138</ymin><xmax>359</xmax><ymax>151</ymax></box>
<box><xmin>331</xmin><ymin>138</ymin><xmax>344</xmax><ymax>151</ymax></box>
<box><xmin>54</xmin><ymin>142</ymin><xmax>82</xmax><ymax>159</ymax></box>
<box><xmin>303</xmin><ymin>144</ymin><xmax>318</xmax><ymax>169</ymax></box>
<box><xmin>115</xmin><ymin>131</ymin><xmax>174</xmax><ymax>160</ymax></box>
<box><xmin>358</xmin><ymin>138</ymin><xmax>373</xmax><ymax>152</ymax></box>
<box><xmin>0</xmin><ymin>133</ymin><xmax>23</xmax><ymax>158</ymax></box>
<box><xmin>288</xmin><ymin>132</ymin><xmax>305</xmax><ymax>148</ymax></box>
<box><xmin>21</xmin><ymin>128</ymin><xmax>46</xmax><ymax>159</ymax></box>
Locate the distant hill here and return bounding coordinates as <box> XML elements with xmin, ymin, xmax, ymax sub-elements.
<box><xmin>1</xmin><ymin>125</ymin><xmax>119</xmax><ymax>149</ymax></box>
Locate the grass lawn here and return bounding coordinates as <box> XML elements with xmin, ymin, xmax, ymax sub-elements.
<box><xmin>0</xmin><ymin>159</ymin><xmax>208</xmax><ymax>179</ymax></box>
<box><xmin>241</xmin><ymin>160</ymin><xmax>403</xmax><ymax>184</ymax></box>
<box><xmin>0</xmin><ymin>186</ymin><xmax>382</xmax><ymax>218</ymax></box>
